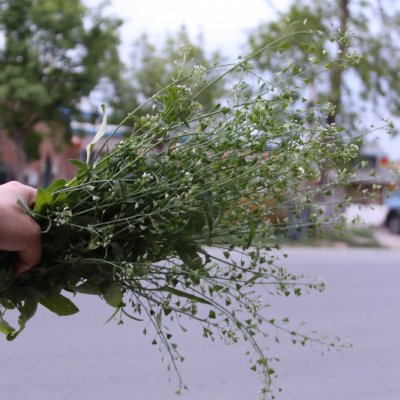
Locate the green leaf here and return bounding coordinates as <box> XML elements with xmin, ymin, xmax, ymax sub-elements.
<box><xmin>69</xmin><ymin>159</ymin><xmax>90</xmax><ymax>180</ymax></box>
<box><xmin>39</xmin><ymin>295</ymin><xmax>79</xmax><ymax>316</ymax></box>
<box><xmin>0</xmin><ymin>298</ymin><xmax>15</xmax><ymax>310</ymax></box>
<box><xmin>7</xmin><ymin>298</ymin><xmax>39</xmax><ymax>340</ymax></box>
<box><xmin>104</xmin><ymin>306</ymin><xmax>122</xmax><ymax>324</ymax></box>
<box><xmin>75</xmin><ymin>283</ymin><xmax>100</xmax><ymax>295</ymax></box>
<box><xmin>34</xmin><ymin>187</ymin><xmax>53</xmax><ymax>213</ymax></box>
<box><xmin>69</xmin><ymin>159</ymin><xmax>88</xmax><ymax>169</ymax></box>
<box><xmin>47</xmin><ymin>178</ymin><xmax>67</xmax><ymax>191</ymax></box>
<box><xmin>0</xmin><ymin>315</ymin><xmax>15</xmax><ymax>337</ymax></box>
<box><xmin>102</xmin><ymin>283</ymin><xmax>123</xmax><ymax>308</ymax></box>
<box><xmin>17</xmin><ymin>298</ymin><xmax>38</xmax><ymax>331</ymax></box>
<box><xmin>176</xmin><ymin>243</ymin><xmax>203</xmax><ymax>269</ymax></box>
<box><xmin>278</xmin><ymin>42</ymin><xmax>290</xmax><ymax>53</ymax></box>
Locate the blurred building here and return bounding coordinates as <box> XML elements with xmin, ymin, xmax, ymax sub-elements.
<box><xmin>0</xmin><ymin>110</ymin><xmax>128</xmax><ymax>187</ymax></box>
<box><xmin>347</xmin><ymin>142</ymin><xmax>393</xmax><ymax>205</ymax></box>
<box><xmin>344</xmin><ymin>142</ymin><xmax>396</xmax><ymax>228</ymax></box>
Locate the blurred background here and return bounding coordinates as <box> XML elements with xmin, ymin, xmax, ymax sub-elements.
<box><xmin>1</xmin><ymin>1</ymin><xmax>400</xmax><ymax>399</ymax></box>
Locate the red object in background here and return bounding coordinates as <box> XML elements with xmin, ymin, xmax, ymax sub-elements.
<box><xmin>379</xmin><ymin>156</ymin><xmax>390</xmax><ymax>167</ymax></box>
<box><xmin>71</xmin><ymin>135</ymin><xmax>82</xmax><ymax>149</ymax></box>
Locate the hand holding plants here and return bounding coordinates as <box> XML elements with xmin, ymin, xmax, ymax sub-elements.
<box><xmin>0</xmin><ymin>181</ymin><xmax>41</xmax><ymax>276</ymax></box>
<box><xmin>0</xmin><ymin>30</ymin><xmax>368</xmax><ymax>399</ymax></box>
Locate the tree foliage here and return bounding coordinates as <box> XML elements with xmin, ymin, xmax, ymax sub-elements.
<box><xmin>109</xmin><ymin>27</ymin><xmax>225</xmax><ymax>124</ymax></box>
<box><xmin>248</xmin><ymin>0</ymin><xmax>400</xmax><ymax>133</ymax></box>
<box><xmin>0</xmin><ymin>0</ymin><xmax>122</xmax><ymax>179</ymax></box>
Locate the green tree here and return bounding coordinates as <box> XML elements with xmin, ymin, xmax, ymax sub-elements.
<box><xmin>248</xmin><ymin>0</ymin><xmax>400</xmax><ymax>134</ymax></box>
<box><xmin>109</xmin><ymin>27</ymin><xmax>225</xmax><ymax>124</ymax></box>
<box><xmin>0</xmin><ymin>0</ymin><xmax>122</xmax><ymax>180</ymax></box>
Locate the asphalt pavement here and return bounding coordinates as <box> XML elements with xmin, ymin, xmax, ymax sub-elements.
<box><xmin>1</xmin><ymin>246</ymin><xmax>400</xmax><ymax>400</ymax></box>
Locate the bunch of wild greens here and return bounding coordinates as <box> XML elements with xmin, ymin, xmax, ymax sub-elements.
<box><xmin>0</xmin><ymin>33</ymin><xmax>361</xmax><ymax>398</ymax></box>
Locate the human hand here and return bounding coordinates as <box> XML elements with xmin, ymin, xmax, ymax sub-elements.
<box><xmin>0</xmin><ymin>181</ymin><xmax>41</xmax><ymax>276</ymax></box>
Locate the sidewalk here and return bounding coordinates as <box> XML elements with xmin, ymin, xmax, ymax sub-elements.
<box><xmin>373</xmin><ymin>228</ymin><xmax>400</xmax><ymax>250</ymax></box>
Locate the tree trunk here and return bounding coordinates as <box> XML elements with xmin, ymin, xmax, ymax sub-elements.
<box><xmin>318</xmin><ymin>0</ymin><xmax>350</xmax><ymax>217</ymax></box>
<box><xmin>327</xmin><ymin>0</ymin><xmax>350</xmax><ymax>126</ymax></box>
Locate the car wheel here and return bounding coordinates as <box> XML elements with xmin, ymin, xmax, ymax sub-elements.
<box><xmin>387</xmin><ymin>215</ymin><xmax>400</xmax><ymax>234</ymax></box>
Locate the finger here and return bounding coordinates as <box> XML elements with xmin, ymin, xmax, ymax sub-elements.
<box><xmin>14</xmin><ymin>223</ymin><xmax>41</xmax><ymax>277</ymax></box>
<box><xmin>5</xmin><ymin>181</ymin><xmax>37</xmax><ymax>208</ymax></box>
<box><xmin>22</xmin><ymin>186</ymin><xmax>37</xmax><ymax>208</ymax></box>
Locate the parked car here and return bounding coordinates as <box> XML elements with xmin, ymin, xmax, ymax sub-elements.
<box><xmin>384</xmin><ymin>188</ymin><xmax>400</xmax><ymax>234</ymax></box>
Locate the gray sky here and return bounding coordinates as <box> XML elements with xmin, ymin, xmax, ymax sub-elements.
<box><xmin>83</xmin><ymin>0</ymin><xmax>281</xmax><ymax>61</ymax></box>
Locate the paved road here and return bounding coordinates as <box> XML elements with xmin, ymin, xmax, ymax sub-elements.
<box><xmin>1</xmin><ymin>247</ymin><xmax>400</xmax><ymax>400</ymax></box>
